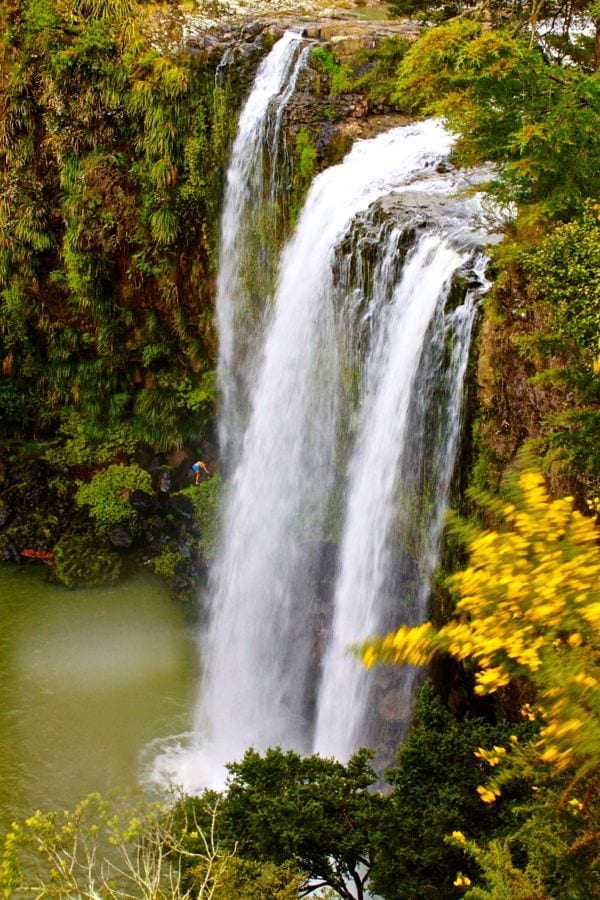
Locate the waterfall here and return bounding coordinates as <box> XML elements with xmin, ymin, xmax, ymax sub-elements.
<box><xmin>216</xmin><ymin>30</ymin><xmax>309</xmax><ymax>464</ymax></box>
<box><xmin>313</xmin><ymin>231</ymin><xmax>481</xmax><ymax>762</ymax></box>
<box><xmin>146</xmin><ymin>36</ymin><xmax>498</xmax><ymax>793</ymax></box>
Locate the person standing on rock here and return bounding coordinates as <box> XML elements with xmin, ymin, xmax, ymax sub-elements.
<box><xmin>192</xmin><ymin>459</ymin><xmax>209</xmax><ymax>485</ymax></box>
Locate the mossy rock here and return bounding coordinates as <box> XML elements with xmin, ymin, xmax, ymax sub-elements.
<box><xmin>50</xmin><ymin>533</ymin><xmax>121</xmax><ymax>588</ymax></box>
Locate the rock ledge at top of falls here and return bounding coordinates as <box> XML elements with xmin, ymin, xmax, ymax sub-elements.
<box><xmin>176</xmin><ymin>0</ymin><xmax>419</xmax><ymax>55</ymax></box>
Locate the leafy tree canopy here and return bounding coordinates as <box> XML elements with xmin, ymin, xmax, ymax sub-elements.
<box><xmin>393</xmin><ymin>22</ymin><xmax>600</xmax><ymax>221</ymax></box>
<box><xmin>219</xmin><ymin>747</ymin><xmax>384</xmax><ymax>900</ymax></box>
<box><xmin>74</xmin><ymin>462</ymin><xmax>151</xmax><ymax>533</ymax></box>
<box><xmin>369</xmin><ymin>683</ymin><xmax>533</xmax><ymax>900</ymax></box>
<box><xmin>389</xmin><ymin>0</ymin><xmax>600</xmax><ymax>71</ymax></box>
<box><xmin>523</xmin><ymin>204</ymin><xmax>600</xmax><ymax>356</ymax></box>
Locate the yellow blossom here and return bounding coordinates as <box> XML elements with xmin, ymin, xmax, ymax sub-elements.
<box><xmin>454</xmin><ymin>873</ymin><xmax>472</xmax><ymax>887</ymax></box>
<box><xmin>477</xmin><ymin>785</ymin><xmax>501</xmax><ymax>804</ymax></box>
<box><xmin>474</xmin><ymin>666</ymin><xmax>510</xmax><ymax>695</ymax></box>
<box><xmin>360</xmin><ymin>470</ymin><xmax>600</xmax><ymax>779</ymax></box>
<box><xmin>474</xmin><ymin>746</ymin><xmax>507</xmax><ymax>767</ymax></box>
<box><xmin>362</xmin><ymin>647</ymin><xmax>379</xmax><ymax>670</ymax></box>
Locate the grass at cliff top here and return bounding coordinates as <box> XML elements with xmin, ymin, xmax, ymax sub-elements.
<box><xmin>345</xmin><ymin>3</ymin><xmax>393</xmax><ymax>19</ymax></box>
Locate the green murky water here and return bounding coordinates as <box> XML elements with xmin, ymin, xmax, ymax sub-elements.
<box><xmin>0</xmin><ymin>563</ymin><xmax>196</xmax><ymax>834</ymax></box>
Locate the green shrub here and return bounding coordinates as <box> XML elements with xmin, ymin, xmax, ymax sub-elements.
<box><xmin>289</xmin><ymin>127</ymin><xmax>317</xmax><ymax>227</ymax></box>
<box><xmin>351</xmin><ymin>36</ymin><xmax>411</xmax><ymax>105</ymax></box>
<box><xmin>74</xmin><ymin>463</ymin><xmax>151</xmax><ymax>534</ymax></box>
<box><xmin>150</xmin><ymin>545</ymin><xmax>183</xmax><ymax>579</ymax></box>
<box><xmin>310</xmin><ymin>46</ymin><xmax>351</xmax><ymax>96</ymax></box>
<box><xmin>0</xmin><ymin>379</ymin><xmax>29</xmax><ymax>435</ymax></box>
<box><xmin>175</xmin><ymin>370</ymin><xmax>217</xmax><ymax>420</ymax></box>
<box><xmin>524</xmin><ymin>205</ymin><xmax>600</xmax><ymax>356</ymax></box>
<box><xmin>44</xmin><ymin>414</ymin><xmax>140</xmax><ymax>467</ymax></box>
<box><xmin>177</xmin><ymin>475</ymin><xmax>221</xmax><ymax>558</ymax></box>
<box><xmin>393</xmin><ymin>22</ymin><xmax>600</xmax><ymax>220</ymax></box>
<box><xmin>370</xmin><ymin>683</ymin><xmax>533</xmax><ymax>900</ymax></box>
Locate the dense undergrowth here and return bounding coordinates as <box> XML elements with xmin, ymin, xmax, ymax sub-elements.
<box><xmin>0</xmin><ymin>0</ymin><xmax>255</xmax><ymax>584</ymax></box>
<box><xmin>0</xmin><ymin>0</ymin><xmax>245</xmax><ymax>451</ymax></box>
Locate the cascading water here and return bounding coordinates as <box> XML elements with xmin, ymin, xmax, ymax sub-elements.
<box><xmin>313</xmin><ymin>223</ymin><xmax>484</xmax><ymax>762</ymax></box>
<box><xmin>146</xmin><ymin>36</ymin><xmax>500</xmax><ymax>794</ymax></box>
<box><xmin>216</xmin><ymin>30</ymin><xmax>309</xmax><ymax>464</ymax></box>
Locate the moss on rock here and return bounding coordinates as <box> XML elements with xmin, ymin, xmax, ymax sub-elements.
<box><xmin>51</xmin><ymin>533</ymin><xmax>121</xmax><ymax>588</ymax></box>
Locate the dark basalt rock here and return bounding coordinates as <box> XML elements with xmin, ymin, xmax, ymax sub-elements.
<box><xmin>0</xmin><ymin>543</ymin><xmax>19</xmax><ymax>562</ymax></box>
<box><xmin>140</xmin><ymin>517</ymin><xmax>164</xmax><ymax>545</ymax></box>
<box><xmin>0</xmin><ymin>504</ymin><xmax>12</xmax><ymax>528</ymax></box>
<box><xmin>109</xmin><ymin>526</ymin><xmax>134</xmax><ymax>549</ymax></box>
<box><xmin>169</xmin><ymin>494</ymin><xmax>195</xmax><ymax>521</ymax></box>
<box><xmin>176</xmin><ymin>537</ymin><xmax>193</xmax><ymax>559</ymax></box>
<box><xmin>129</xmin><ymin>490</ymin><xmax>159</xmax><ymax>516</ymax></box>
<box><xmin>158</xmin><ymin>469</ymin><xmax>172</xmax><ymax>494</ymax></box>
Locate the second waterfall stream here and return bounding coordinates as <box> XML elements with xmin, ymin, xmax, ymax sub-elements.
<box><xmin>148</xmin><ymin>33</ymin><xmax>498</xmax><ymax>792</ymax></box>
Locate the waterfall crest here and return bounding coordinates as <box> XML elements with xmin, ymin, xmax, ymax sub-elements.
<box><xmin>146</xmin><ymin>36</ymin><xmax>499</xmax><ymax>793</ymax></box>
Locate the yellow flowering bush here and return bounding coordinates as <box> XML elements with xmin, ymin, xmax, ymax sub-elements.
<box><xmin>361</xmin><ymin>471</ymin><xmax>600</xmax><ymax>777</ymax></box>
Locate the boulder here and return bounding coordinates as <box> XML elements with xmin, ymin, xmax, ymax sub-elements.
<box><xmin>169</xmin><ymin>494</ymin><xmax>195</xmax><ymax>521</ymax></box>
<box><xmin>0</xmin><ymin>503</ymin><xmax>12</xmax><ymax>528</ymax></box>
<box><xmin>129</xmin><ymin>490</ymin><xmax>158</xmax><ymax>516</ymax></box>
<box><xmin>109</xmin><ymin>526</ymin><xmax>134</xmax><ymax>549</ymax></box>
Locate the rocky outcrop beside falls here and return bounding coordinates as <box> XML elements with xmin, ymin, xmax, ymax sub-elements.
<box><xmin>0</xmin><ymin>444</ymin><xmax>214</xmax><ymax>598</ymax></box>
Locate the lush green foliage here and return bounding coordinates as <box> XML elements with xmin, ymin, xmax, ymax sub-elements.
<box><xmin>211</xmin><ymin>858</ymin><xmax>304</xmax><ymax>899</ymax></box>
<box><xmin>177</xmin><ymin>474</ymin><xmax>221</xmax><ymax>558</ymax></box>
<box><xmin>389</xmin><ymin>0</ymin><xmax>600</xmax><ymax>69</ymax></box>
<box><xmin>310</xmin><ymin>46</ymin><xmax>352</xmax><ymax>95</ymax></box>
<box><xmin>74</xmin><ymin>462</ymin><xmax>151</xmax><ymax>533</ymax></box>
<box><xmin>364</xmin><ymin>471</ymin><xmax>600</xmax><ymax>778</ymax></box>
<box><xmin>449</xmin><ymin>771</ymin><xmax>600</xmax><ymax>898</ymax></box>
<box><xmin>219</xmin><ymin>747</ymin><xmax>383</xmax><ymax>900</ymax></box>
<box><xmin>0</xmin><ymin>792</ymin><xmax>235</xmax><ymax>898</ymax></box>
<box><xmin>515</xmin><ymin>207</ymin><xmax>600</xmax><ymax>479</ymax></box>
<box><xmin>363</xmin><ymin>472</ymin><xmax>600</xmax><ymax>896</ymax></box>
<box><xmin>393</xmin><ymin>22</ymin><xmax>600</xmax><ymax>221</ymax></box>
<box><xmin>42</xmin><ymin>413</ymin><xmax>140</xmax><ymax>467</ymax></box>
<box><xmin>2</xmin><ymin>7</ymin><xmax>599</xmax><ymax>899</ymax></box>
<box><xmin>289</xmin><ymin>127</ymin><xmax>318</xmax><ymax>227</ymax></box>
<box><xmin>350</xmin><ymin>36</ymin><xmax>411</xmax><ymax>105</ymax></box>
<box><xmin>369</xmin><ymin>683</ymin><xmax>532</xmax><ymax>900</ymax></box>
<box><xmin>169</xmin><ymin>703</ymin><xmax>530</xmax><ymax>900</ymax></box>
<box><xmin>0</xmin><ymin>0</ymin><xmax>241</xmax><ymax>449</ymax></box>
<box><xmin>524</xmin><ymin>205</ymin><xmax>600</xmax><ymax>356</ymax></box>
<box><xmin>390</xmin><ymin>16</ymin><xmax>599</xmax><ymax>495</ymax></box>
<box><xmin>150</xmin><ymin>544</ymin><xmax>185</xmax><ymax>579</ymax></box>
